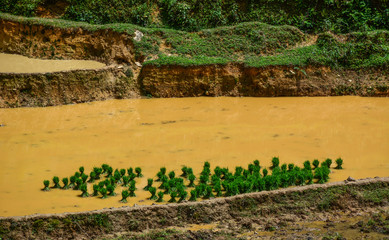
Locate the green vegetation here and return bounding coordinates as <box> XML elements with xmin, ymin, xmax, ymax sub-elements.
<box><xmin>42</xmin><ymin>180</ymin><xmax>50</xmax><ymax>191</ymax></box>
<box><xmin>52</xmin><ymin>176</ymin><xmax>60</xmax><ymax>188</ymax></box>
<box><xmin>335</xmin><ymin>158</ymin><xmax>344</xmax><ymax>169</ymax></box>
<box><xmin>120</xmin><ymin>190</ymin><xmax>130</xmax><ymax>203</ymax></box>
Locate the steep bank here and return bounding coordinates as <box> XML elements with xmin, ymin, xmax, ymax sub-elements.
<box><xmin>139</xmin><ymin>64</ymin><xmax>389</xmax><ymax>97</ymax></box>
<box><xmin>0</xmin><ymin>178</ymin><xmax>388</xmax><ymax>239</ymax></box>
<box><xmin>0</xmin><ymin>18</ymin><xmax>135</xmax><ymax>65</ymax></box>
<box><xmin>0</xmin><ymin>67</ymin><xmax>138</xmax><ymax>108</ymax></box>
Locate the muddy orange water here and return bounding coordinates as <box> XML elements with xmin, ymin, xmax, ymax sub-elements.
<box><xmin>0</xmin><ymin>97</ymin><xmax>388</xmax><ymax>217</ymax></box>
<box><xmin>0</xmin><ymin>53</ymin><xmax>105</xmax><ymax>73</ymax></box>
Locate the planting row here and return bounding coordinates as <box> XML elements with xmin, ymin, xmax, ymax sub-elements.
<box><xmin>42</xmin><ymin>158</ymin><xmax>343</xmax><ymax>203</ymax></box>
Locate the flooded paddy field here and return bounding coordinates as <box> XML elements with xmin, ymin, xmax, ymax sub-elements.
<box><xmin>0</xmin><ymin>96</ymin><xmax>388</xmax><ymax>217</ymax></box>
<box><xmin>0</xmin><ymin>53</ymin><xmax>105</xmax><ymax>73</ymax></box>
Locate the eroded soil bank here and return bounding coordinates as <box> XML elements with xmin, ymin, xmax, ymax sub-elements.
<box><xmin>140</xmin><ymin>64</ymin><xmax>389</xmax><ymax>97</ymax></box>
<box><xmin>0</xmin><ymin>178</ymin><xmax>388</xmax><ymax>239</ymax></box>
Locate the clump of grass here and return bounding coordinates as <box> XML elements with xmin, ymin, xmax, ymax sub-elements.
<box><xmin>43</xmin><ymin>180</ymin><xmax>50</xmax><ymax>191</ymax></box>
<box><xmin>335</xmin><ymin>158</ymin><xmax>343</xmax><ymax>169</ymax></box>
<box><xmin>120</xmin><ymin>190</ymin><xmax>130</xmax><ymax>203</ymax></box>
<box><xmin>149</xmin><ymin>187</ymin><xmax>157</xmax><ymax>200</ymax></box>
<box><xmin>156</xmin><ymin>191</ymin><xmax>164</xmax><ymax>202</ymax></box>
<box><xmin>52</xmin><ymin>176</ymin><xmax>60</xmax><ymax>188</ymax></box>
<box><xmin>144</xmin><ymin>178</ymin><xmax>153</xmax><ymax>191</ymax></box>
<box><xmin>135</xmin><ymin>167</ymin><xmax>143</xmax><ymax>177</ymax></box>
<box><xmin>312</xmin><ymin>159</ymin><xmax>320</xmax><ymax>169</ymax></box>
<box><xmin>62</xmin><ymin>177</ymin><xmax>69</xmax><ymax>189</ymax></box>
<box><xmin>80</xmin><ymin>184</ymin><xmax>89</xmax><ymax>197</ymax></box>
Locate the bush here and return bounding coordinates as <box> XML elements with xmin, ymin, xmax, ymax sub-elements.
<box><xmin>62</xmin><ymin>177</ymin><xmax>69</xmax><ymax>189</ymax></box>
<box><xmin>121</xmin><ymin>190</ymin><xmax>130</xmax><ymax>203</ymax></box>
<box><xmin>52</xmin><ymin>176</ymin><xmax>60</xmax><ymax>188</ymax></box>
<box><xmin>156</xmin><ymin>191</ymin><xmax>164</xmax><ymax>202</ymax></box>
<box><xmin>43</xmin><ymin>180</ymin><xmax>50</xmax><ymax>191</ymax></box>
<box><xmin>135</xmin><ymin>167</ymin><xmax>143</xmax><ymax>177</ymax></box>
<box><xmin>335</xmin><ymin>158</ymin><xmax>343</xmax><ymax>169</ymax></box>
<box><xmin>312</xmin><ymin>159</ymin><xmax>320</xmax><ymax>169</ymax></box>
<box><xmin>149</xmin><ymin>187</ymin><xmax>157</xmax><ymax>200</ymax></box>
<box><xmin>271</xmin><ymin>157</ymin><xmax>280</xmax><ymax>169</ymax></box>
<box><xmin>144</xmin><ymin>178</ymin><xmax>153</xmax><ymax>190</ymax></box>
<box><xmin>80</xmin><ymin>184</ymin><xmax>89</xmax><ymax>197</ymax></box>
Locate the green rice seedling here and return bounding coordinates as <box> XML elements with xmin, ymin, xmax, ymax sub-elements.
<box><xmin>93</xmin><ymin>167</ymin><xmax>103</xmax><ymax>179</ymax></box>
<box><xmin>148</xmin><ymin>187</ymin><xmax>157</xmax><ymax>200</ymax></box>
<box><xmin>156</xmin><ymin>191</ymin><xmax>164</xmax><ymax>202</ymax></box>
<box><xmin>199</xmin><ymin>174</ymin><xmax>209</xmax><ymax>184</ymax></box>
<box><xmin>79</xmin><ymin>166</ymin><xmax>84</xmax><ymax>175</ymax></box>
<box><xmin>107</xmin><ymin>184</ymin><xmax>116</xmax><ymax>196</ymax></box>
<box><xmin>120</xmin><ymin>169</ymin><xmax>126</xmax><ymax>177</ymax></box>
<box><xmin>114</xmin><ymin>170</ymin><xmax>122</xmax><ymax>184</ymax></box>
<box><xmin>144</xmin><ymin>178</ymin><xmax>153</xmax><ymax>191</ymax></box>
<box><xmin>234</xmin><ymin>166</ymin><xmax>243</xmax><ymax>177</ymax></box>
<box><xmin>52</xmin><ymin>176</ymin><xmax>60</xmax><ymax>188</ymax></box>
<box><xmin>312</xmin><ymin>159</ymin><xmax>320</xmax><ymax>169</ymax></box>
<box><xmin>69</xmin><ymin>176</ymin><xmax>76</xmax><ymax>188</ymax></box>
<box><xmin>74</xmin><ymin>172</ymin><xmax>81</xmax><ymax>178</ymax></box>
<box><xmin>169</xmin><ymin>171</ymin><xmax>176</xmax><ymax>179</ymax></box>
<box><xmin>288</xmin><ymin>163</ymin><xmax>295</xmax><ymax>171</ymax></box>
<box><xmin>213</xmin><ymin>183</ymin><xmax>222</xmax><ymax>197</ymax></box>
<box><xmin>303</xmin><ymin>160</ymin><xmax>312</xmax><ymax>171</ymax></box>
<box><xmin>335</xmin><ymin>158</ymin><xmax>343</xmax><ymax>169</ymax></box>
<box><xmin>92</xmin><ymin>184</ymin><xmax>100</xmax><ymax>196</ymax></box>
<box><xmin>188</xmin><ymin>174</ymin><xmax>196</xmax><ymax>187</ymax></box>
<box><xmin>80</xmin><ymin>184</ymin><xmax>89</xmax><ymax>197</ymax></box>
<box><xmin>43</xmin><ymin>180</ymin><xmax>50</xmax><ymax>191</ymax></box>
<box><xmin>180</xmin><ymin>166</ymin><xmax>188</xmax><ymax>177</ymax></box>
<box><xmin>88</xmin><ymin>172</ymin><xmax>96</xmax><ymax>183</ymax></box>
<box><xmin>168</xmin><ymin>191</ymin><xmax>178</xmax><ymax>202</ymax></box>
<box><xmin>127</xmin><ymin>167</ymin><xmax>134</xmax><ymax>176</ymax></box>
<box><xmin>129</xmin><ymin>181</ymin><xmax>136</xmax><ymax>197</ymax></box>
<box><xmin>122</xmin><ymin>175</ymin><xmax>130</xmax><ymax>187</ymax></box>
<box><xmin>325</xmin><ymin>158</ymin><xmax>333</xmax><ymax>168</ymax></box>
<box><xmin>74</xmin><ymin>178</ymin><xmax>83</xmax><ymax>190</ymax></box>
<box><xmin>120</xmin><ymin>190</ymin><xmax>130</xmax><ymax>203</ymax></box>
<box><xmin>100</xmin><ymin>188</ymin><xmax>108</xmax><ymax>199</ymax></box>
<box><xmin>81</xmin><ymin>174</ymin><xmax>88</xmax><ymax>183</ymax></box>
<box><xmin>271</xmin><ymin>157</ymin><xmax>280</xmax><ymax>169</ymax></box>
<box><xmin>263</xmin><ymin>168</ymin><xmax>268</xmax><ymax>177</ymax></box>
<box><xmin>178</xmin><ymin>190</ymin><xmax>187</xmax><ymax>202</ymax></box>
<box><xmin>281</xmin><ymin>164</ymin><xmax>287</xmax><ymax>173</ymax></box>
<box><xmin>101</xmin><ymin>164</ymin><xmax>109</xmax><ymax>174</ymax></box>
<box><xmin>135</xmin><ymin>167</ymin><xmax>143</xmax><ymax>177</ymax></box>
<box><xmin>189</xmin><ymin>189</ymin><xmax>197</xmax><ymax>201</ymax></box>
<box><xmin>62</xmin><ymin>177</ymin><xmax>69</xmax><ymax>189</ymax></box>
<box><xmin>106</xmin><ymin>166</ymin><xmax>113</xmax><ymax>177</ymax></box>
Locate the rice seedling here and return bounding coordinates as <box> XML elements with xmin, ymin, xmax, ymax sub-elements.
<box><xmin>62</xmin><ymin>177</ymin><xmax>69</xmax><ymax>189</ymax></box>
<box><xmin>120</xmin><ymin>190</ymin><xmax>130</xmax><ymax>203</ymax></box>
<box><xmin>156</xmin><ymin>191</ymin><xmax>164</xmax><ymax>202</ymax></box>
<box><xmin>144</xmin><ymin>178</ymin><xmax>153</xmax><ymax>191</ymax></box>
<box><xmin>80</xmin><ymin>184</ymin><xmax>89</xmax><ymax>197</ymax></box>
<box><xmin>52</xmin><ymin>176</ymin><xmax>60</xmax><ymax>188</ymax></box>
<box><xmin>335</xmin><ymin>158</ymin><xmax>343</xmax><ymax>169</ymax></box>
<box><xmin>135</xmin><ymin>167</ymin><xmax>143</xmax><ymax>177</ymax></box>
<box><xmin>43</xmin><ymin>180</ymin><xmax>50</xmax><ymax>191</ymax></box>
<box><xmin>148</xmin><ymin>187</ymin><xmax>157</xmax><ymax>200</ymax></box>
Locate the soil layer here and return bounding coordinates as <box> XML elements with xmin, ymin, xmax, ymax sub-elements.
<box><xmin>0</xmin><ymin>178</ymin><xmax>388</xmax><ymax>239</ymax></box>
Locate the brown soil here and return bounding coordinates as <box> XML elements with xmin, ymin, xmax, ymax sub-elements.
<box><xmin>0</xmin><ymin>178</ymin><xmax>388</xmax><ymax>239</ymax></box>
<box><xmin>0</xmin><ymin>67</ymin><xmax>139</xmax><ymax>108</ymax></box>
<box><xmin>139</xmin><ymin>64</ymin><xmax>389</xmax><ymax>97</ymax></box>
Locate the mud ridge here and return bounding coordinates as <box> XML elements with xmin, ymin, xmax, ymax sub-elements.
<box><xmin>0</xmin><ymin>177</ymin><xmax>388</xmax><ymax>239</ymax></box>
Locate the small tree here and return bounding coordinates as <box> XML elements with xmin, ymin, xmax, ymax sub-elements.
<box><xmin>189</xmin><ymin>189</ymin><xmax>197</xmax><ymax>201</ymax></box>
<box><xmin>312</xmin><ymin>159</ymin><xmax>320</xmax><ymax>169</ymax></box>
<box><xmin>88</xmin><ymin>172</ymin><xmax>96</xmax><ymax>183</ymax></box>
<box><xmin>263</xmin><ymin>168</ymin><xmax>268</xmax><ymax>177</ymax></box>
<box><xmin>181</xmin><ymin>166</ymin><xmax>188</xmax><ymax>177</ymax></box>
<box><xmin>188</xmin><ymin>174</ymin><xmax>196</xmax><ymax>187</ymax></box>
<box><xmin>129</xmin><ymin>181</ymin><xmax>136</xmax><ymax>197</ymax></box>
<box><xmin>74</xmin><ymin>178</ymin><xmax>83</xmax><ymax>190</ymax></box>
<box><xmin>303</xmin><ymin>160</ymin><xmax>311</xmax><ymax>171</ymax></box>
<box><xmin>80</xmin><ymin>184</ymin><xmax>89</xmax><ymax>197</ymax></box>
<box><xmin>120</xmin><ymin>169</ymin><xmax>126</xmax><ymax>177</ymax></box>
<box><xmin>79</xmin><ymin>166</ymin><xmax>85</xmax><ymax>175</ymax></box>
<box><xmin>168</xmin><ymin>171</ymin><xmax>175</xmax><ymax>179</ymax></box>
<box><xmin>69</xmin><ymin>176</ymin><xmax>76</xmax><ymax>188</ymax></box>
<box><xmin>149</xmin><ymin>187</ymin><xmax>157</xmax><ymax>200</ymax></box>
<box><xmin>169</xmin><ymin>191</ymin><xmax>178</xmax><ymax>202</ymax></box>
<box><xmin>178</xmin><ymin>190</ymin><xmax>188</xmax><ymax>202</ymax></box>
<box><xmin>62</xmin><ymin>177</ymin><xmax>69</xmax><ymax>189</ymax></box>
<box><xmin>271</xmin><ymin>157</ymin><xmax>280</xmax><ymax>169</ymax></box>
<box><xmin>144</xmin><ymin>178</ymin><xmax>153</xmax><ymax>191</ymax></box>
<box><xmin>135</xmin><ymin>167</ymin><xmax>143</xmax><ymax>177</ymax></box>
<box><xmin>43</xmin><ymin>180</ymin><xmax>50</xmax><ymax>191</ymax></box>
<box><xmin>92</xmin><ymin>184</ymin><xmax>100</xmax><ymax>196</ymax></box>
<box><xmin>100</xmin><ymin>188</ymin><xmax>108</xmax><ymax>199</ymax></box>
<box><xmin>107</xmin><ymin>184</ymin><xmax>116</xmax><ymax>196</ymax></box>
<box><xmin>325</xmin><ymin>158</ymin><xmax>333</xmax><ymax>168</ymax></box>
<box><xmin>81</xmin><ymin>174</ymin><xmax>88</xmax><ymax>183</ymax></box>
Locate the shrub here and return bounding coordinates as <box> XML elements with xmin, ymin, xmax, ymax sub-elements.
<box><xmin>80</xmin><ymin>184</ymin><xmax>89</xmax><ymax>197</ymax></box>
<box><xmin>149</xmin><ymin>187</ymin><xmax>157</xmax><ymax>200</ymax></box>
<box><xmin>203</xmin><ymin>186</ymin><xmax>215</xmax><ymax>199</ymax></box>
<box><xmin>263</xmin><ymin>168</ymin><xmax>268</xmax><ymax>177</ymax></box>
<box><xmin>312</xmin><ymin>159</ymin><xmax>320</xmax><ymax>169</ymax></box>
<box><xmin>88</xmin><ymin>172</ymin><xmax>96</xmax><ymax>183</ymax></box>
<box><xmin>335</xmin><ymin>158</ymin><xmax>343</xmax><ymax>169</ymax></box>
<box><xmin>120</xmin><ymin>190</ymin><xmax>130</xmax><ymax>203</ymax></box>
<box><xmin>169</xmin><ymin>191</ymin><xmax>178</xmax><ymax>202</ymax></box>
<box><xmin>160</xmin><ymin>167</ymin><xmax>167</xmax><ymax>175</ymax></box>
<box><xmin>81</xmin><ymin>174</ymin><xmax>88</xmax><ymax>183</ymax></box>
<box><xmin>69</xmin><ymin>176</ymin><xmax>76</xmax><ymax>188</ymax></box>
<box><xmin>288</xmin><ymin>163</ymin><xmax>295</xmax><ymax>171</ymax></box>
<box><xmin>74</xmin><ymin>178</ymin><xmax>83</xmax><ymax>190</ymax></box>
<box><xmin>144</xmin><ymin>178</ymin><xmax>153</xmax><ymax>191</ymax></box>
<box><xmin>43</xmin><ymin>180</ymin><xmax>50</xmax><ymax>191</ymax></box>
<box><xmin>303</xmin><ymin>160</ymin><xmax>312</xmax><ymax>171</ymax></box>
<box><xmin>93</xmin><ymin>167</ymin><xmax>102</xmax><ymax>179</ymax></box>
<box><xmin>181</xmin><ymin>166</ymin><xmax>188</xmax><ymax>177</ymax></box>
<box><xmin>135</xmin><ymin>167</ymin><xmax>143</xmax><ymax>177</ymax></box>
<box><xmin>157</xmin><ymin>191</ymin><xmax>164</xmax><ymax>202</ymax></box>
<box><xmin>199</xmin><ymin>174</ymin><xmax>209</xmax><ymax>184</ymax></box>
<box><xmin>106</xmin><ymin>167</ymin><xmax>113</xmax><ymax>177</ymax></box>
<box><xmin>120</xmin><ymin>169</ymin><xmax>126</xmax><ymax>177</ymax></box>
<box><xmin>325</xmin><ymin>158</ymin><xmax>333</xmax><ymax>168</ymax></box>
<box><xmin>178</xmin><ymin>190</ymin><xmax>188</xmax><ymax>202</ymax></box>
<box><xmin>52</xmin><ymin>176</ymin><xmax>60</xmax><ymax>188</ymax></box>
<box><xmin>62</xmin><ymin>177</ymin><xmax>69</xmax><ymax>189</ymax></box>
<box><xmin>129</xmin><ymin>181</ymin><xmax>136</xmax><ymax>197</ymax></box>
<box><xmin>122</xmin><ymin>175</ymin><xmax>130</xmax><ymax>187</ymax></box>
<box><xmin>271</xmin><ymin>157</ymin><xmax>280</xmax><ymax>169</ymax></box>
<box><xmin>127</xmin><ymin>167</ymin><xmax>134</xmax><ymax>176</ymax></box>
<box><xmin>281</xmin><ymin>164</ymin><xmax>287</xmax><ymax>172</ymax></box>
<box><xmin>107</xmin><ymin>184</ymin><xmax>116</xmax><ymax>196</ymax></box>
<box><xmin>213</xmin><ymin>183</ymin><xmax>222</xmax><ymax>197</ymax></box>
<box><xmin>79</xmin><ymin>166</ymin><xmax>84</xmax><ymax>175</ymax></box>
<box><xmin>101</xmin><ymin>164</ymin><xmax>109</xmax><ymax>174</ymax></box>
<box><xmin>168</xmin><ymin>171</ymin><xmax>175</xmax><ymax>179</ymax></box>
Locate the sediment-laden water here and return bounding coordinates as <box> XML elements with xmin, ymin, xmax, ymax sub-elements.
<box><xmin>0</xmin><ymin>96</ymin><xmax>388</xmax><ymax>216</ymax></box>
<box><xmin>0</xmin><ymin>53</ymin><xmax>105</xmax><ymax>73</ymax></box>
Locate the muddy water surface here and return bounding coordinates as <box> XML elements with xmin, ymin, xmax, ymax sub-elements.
<box><xmin>0</xmin><ymin>97</ymin><xmax>388</xmax><ymax>216</ymax></box>
<box><xmin>0</xmin><ymin>53</ymin><xmax>105</xmax><ymax>73</ymax></box>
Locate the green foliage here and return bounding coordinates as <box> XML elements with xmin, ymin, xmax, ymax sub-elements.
<box><xmin>100</xmin><ymin>187</ymin><xmax>108</xmax><ymax>199</ymax></box>
<box><xmin>80</xmin><ymin>184</ymin><xmax>89</xmax><ymax>197</ymax></box>
<box><xmin>52</xmin><ymin>176</ymin><xmax>60</xmax><ymax>188</ymax></box>
<box><xmin>149</xmin><ymin>187</ymin><xmax>157</xmax><ymax>200</ymax></box>
<box><xmin>335</xmin><ymin>158</ymin><xmax>343</xmax><ymax>169</ymax></box>
<box><xmin>312</xmin><ymin>159</ymin><xmax>320</xmax><ymax>169</ymax></box>
<box><xmin>79</xmin><ymin>166</ymin><xmax>85</xmax><ymax>175</ymax></box>
<box><xmin>189</xmin><ymin>189</ymin><xmax>197</xmax><ymax>201</ymax></box>
<box><xmin>93</xmin><ymin>184</ymin><xmax>100</xmax><ymax>196</ymax></box>
<box><xmin>144</xmin><ymin>178</ymin><xmax>153</xmax><ymax>190</ymax></box>
<box><xmin>271</xmin><ymin>157</ymin><xmax>280</xmax><ymax>169</ymax></box>
<box><xmin>129</xmin><ymin>181</ymin><xmax>136</xmax><ymax>197</ymax></box>
<box><xmin>62</xmin><ymin>177</ymin><xmax>69</xmax><ymax>189</ymax></box>
<box><xmin>43</xmin><ymin>180</ymin><xmax>50</xmax><ymax>191</ymax></box>
<box><xmin>135</xmin><ymin>167</ymin><xmax>143</xmax><ymax>177</ymax></box>
<box><xmin>120</xmin><ymin>190</ymin><xmax>130</xmax><ymax>203</ymax></box>
<box><xmin>156</xmin><ymin>191</ymin><xmax>164</xmax><ymax>202</ymax></box>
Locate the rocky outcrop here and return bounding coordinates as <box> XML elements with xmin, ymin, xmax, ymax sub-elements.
<box><xmin>0</xmin><ymin>67</ymin><xmax>139</xmax><ymax>107</ymax></box>
<box><xmin>139</xmin><ymin>63</ymin><xmax>389</xmax><ymax>97</ymax></box>
<box><xmin>0</xmin><ymin>19</ymin><xmax>135</xmax><ymax>65</ymax></box>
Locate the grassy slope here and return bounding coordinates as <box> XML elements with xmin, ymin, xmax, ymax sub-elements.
<box><xmin>0</xmin><ymin>12</ymin><xmax>388</xmax><ymax>69</ymax></box>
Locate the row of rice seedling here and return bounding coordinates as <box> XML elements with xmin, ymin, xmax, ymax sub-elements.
<box><xmin>42</xmin><ymin>158</ymin><xmax>344</xmax><ymax>204</ymax></box>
